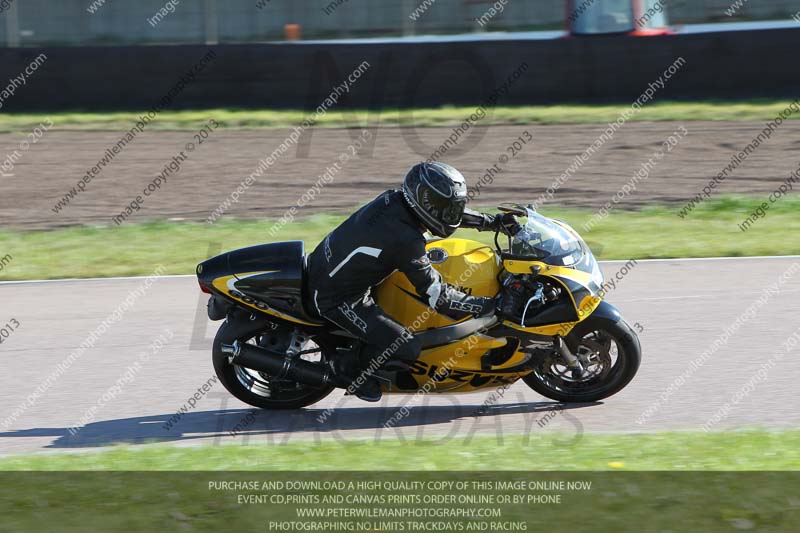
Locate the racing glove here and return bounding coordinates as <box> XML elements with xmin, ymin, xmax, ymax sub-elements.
<box><xmin>494</xmin><ymin>213</ymin><xmax>522</xmax><ymax>236</ymax></box>
<box><xmin>462</xmin><ymin>209</ymin><xmax>521</xmax><ymax>236</ymax></box>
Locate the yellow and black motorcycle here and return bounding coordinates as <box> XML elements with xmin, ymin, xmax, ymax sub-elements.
<box><xmin>196</xmin><ymin>204</ymin><xmax>641</xmax><ymax>409</ymax></box>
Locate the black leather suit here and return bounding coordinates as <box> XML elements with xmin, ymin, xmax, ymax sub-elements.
<box><xmin>306</xmin><ymin>189</ymin><xmax>498</xmax><ymax>367</ymax></box>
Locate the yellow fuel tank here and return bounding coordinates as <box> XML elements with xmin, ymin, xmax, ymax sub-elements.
<box><xmin>374</xmin><ymin>238</ymin><xmax>501</xmax><ymax>331</ymax></box>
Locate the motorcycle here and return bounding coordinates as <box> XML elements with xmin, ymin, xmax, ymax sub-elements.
<box><xmin>196</xmin><ymin>204</ymin><xmax>641</xmax><ymax>409</ymax></box>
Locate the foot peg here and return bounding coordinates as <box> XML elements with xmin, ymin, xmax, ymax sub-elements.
<box><xmin>221</xmin><ymin>341</ymin><xmax>241</xmax><ymax>364</ymax></box>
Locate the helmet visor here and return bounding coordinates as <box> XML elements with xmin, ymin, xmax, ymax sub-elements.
<box><xmin>441</xmin><ymin>199</ymin><xmax>466</xmax><ymax>226</ymax></box>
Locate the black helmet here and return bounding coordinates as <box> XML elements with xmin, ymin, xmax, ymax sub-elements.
<box><xmin>402</xmin><ymin>162</ymin><xmax>468</xmax><ymax>238</ymax></box>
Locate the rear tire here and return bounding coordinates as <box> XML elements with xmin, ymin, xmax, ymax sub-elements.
<box><xmin>522</xmin><ymin>316</ymin><xmax>641</xmax><ymax>403</ymax></box>
<box><xmin>212</xmin><ymin>316</ymin><xmax>335</xmax><ymax>410</ymax></box>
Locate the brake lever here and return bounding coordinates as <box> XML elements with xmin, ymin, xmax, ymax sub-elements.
<box><xmin>520</xmin><ymin>285</ymin><xmax>545</xmax><ymax>326</ymax></box>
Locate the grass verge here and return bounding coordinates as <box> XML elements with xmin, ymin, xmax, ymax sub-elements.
<box><xmin>1</xmin><ymin>429</ymin><xmax>798</xmax><ymax>470</ymax></box>
<box><xmin>1</xmin><ymin>99</ymin><xmax>798</xmax><ymax>131</ymax></box>
<box><xmin>1</xmin><ymin>196</ymin><xmax>799</xmax><ymax>281</ymax></box>
<box><xmin>4</xmin><ymin>432</ymin><xmax>798</xmax><ymax>532</ymax></box>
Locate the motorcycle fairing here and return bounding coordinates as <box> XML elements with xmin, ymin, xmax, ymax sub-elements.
<box><xmin>375</xmin><ymin>238</ymin><xmax>501</xmax><ymax>332</ymax></box>
<box><xmin>197</xmin><ymin>241</ymin><xmax>323</xmax><ymax>327</ymax></box>
<box><xmin>502</xmin><ymin>259</ymin><xmax>603</xmax><ymax>336</ymax></box>
<box><xmin>416</xmin><ymin>315</ymin><xmax>498</xmax><ymax>349</ymax></box>
<box><xmin>197</xmin><ymin>219</ymin><xmax>605</xmax><ymax>392</ymax></box>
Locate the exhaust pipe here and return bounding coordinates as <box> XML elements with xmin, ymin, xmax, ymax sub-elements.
<box><xmin>221</xmin><ymin>340</ymin><xmax>333</xmax><ymax>387</ymax></box>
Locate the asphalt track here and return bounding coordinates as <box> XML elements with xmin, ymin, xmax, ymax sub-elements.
<box><xmin>1</xmin><ymin>256</ymin><xmax>799</xmax><ymax>455</ymax></box>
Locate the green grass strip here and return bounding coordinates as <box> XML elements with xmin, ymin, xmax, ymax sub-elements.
<box><xmin>1</xmin><ymin>429</ymin><xmax>798</xmax><ymax>470</ymax></box>
<box><xmin>1</xmin><ymin>99</ymin><xmax>797</xmax><ymax>131</ymax></box>
<box><xmin>1</xmin><ymin>196</ymin><xmax>799</xmax><ymax>281</ymax></box>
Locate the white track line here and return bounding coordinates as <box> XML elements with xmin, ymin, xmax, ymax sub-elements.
<box><xmin>0</xmin><ymin>274</ymin><xmax>195</xmax><ymax>285</ymax></box>
<box><xmin>601</xmin><ymin>255</ymin><xmax>800</xmax><ymax>263</ymax></box>
<box><xmin>1</xmin><ymin>255</ymin><xmax>799</xmax><ymax>286</ymax></box>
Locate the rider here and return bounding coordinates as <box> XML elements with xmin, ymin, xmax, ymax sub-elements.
<box><xmin>306</xmin><ymin>162</ymin><xmax>521</xmax><ymax>401</ymax></box>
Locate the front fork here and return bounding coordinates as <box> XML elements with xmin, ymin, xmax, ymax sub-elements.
<box><xmin>551</xmin><ymin>300</ymin><xmax>624</xmax><ymax>378</ymax></box>
<box><xmin>520</xmin><ymin>335</ymin><xmax>585</xmax><ymax>378</ymax></box>
<box><xmin>554</xmin><ymin>336</ymin><xmax>585</xmax><ymax>379</ymax></box>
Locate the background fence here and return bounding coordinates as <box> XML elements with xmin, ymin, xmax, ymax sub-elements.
<box><xmin>1</xmin><ymin>26</ymin><xmax>798</xmax><ymax>110</ymax></box>
<box><xmin>1</xmin><ymin>0</ymin><xmax>799</xmax><ymax>47</ymax></box>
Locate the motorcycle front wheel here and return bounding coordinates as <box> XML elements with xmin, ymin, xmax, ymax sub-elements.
<box><xmin>522</xmin><ymin>316</ymin><xmax>641</xmax><ymax>403</ymax></box>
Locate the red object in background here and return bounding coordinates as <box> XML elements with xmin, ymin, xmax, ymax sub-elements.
<box><xmin>285</xmin><ymin>24</ymin><xmax>302</xmax><ymax>41</ymax></box>
<box><xmin>565</xmin><ymin>0</ymin><xmax>674</xmax><ymax>37</ymax></box>
<box><xmin>629</xmin><ymin>28</ymin><xmax>672</xmax><ymax>36</ymax></box>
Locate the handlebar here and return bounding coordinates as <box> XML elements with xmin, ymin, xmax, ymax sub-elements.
<box><xmin>496</xmin><ymin>203</ymin><xmax>527</xmax><ymax>217</ymax></box>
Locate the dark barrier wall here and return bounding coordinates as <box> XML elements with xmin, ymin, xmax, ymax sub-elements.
<box><xmin>1</xmin><ymin>28</ymin><xmax>799</xmax><ymax>111</ymax></box>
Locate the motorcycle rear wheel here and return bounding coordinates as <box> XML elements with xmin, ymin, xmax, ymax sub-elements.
<box><xmin>522</xmin><ymin>316</ymin><xmax>641</xmax><ymax>403</ymax></box>
<box><xmin>212</xmin><ymin>316</ymin><xmax>335</xmax><ymax>410</ymax></box>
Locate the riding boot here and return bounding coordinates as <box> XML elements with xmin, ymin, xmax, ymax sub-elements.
<box><xmin>334</xmin><ymin>347</ymin><xmax>383</xmax><ymax>402</ymax></box>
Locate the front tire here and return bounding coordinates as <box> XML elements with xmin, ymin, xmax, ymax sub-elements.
<box><xmin>522</xmin><ymin>316</ymin><xmax>641</xmax><ymax>403</ymax></box>
<box><xmin>212</xmin><ymin>316</ymin><xmax>335</xmax><ymax>410</ymax></box>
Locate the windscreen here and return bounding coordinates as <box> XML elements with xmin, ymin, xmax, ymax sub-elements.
<box><xmin>509</xmin><ymin>209</ymin><xmax>586</xmax><ymax>267</ymax></box>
